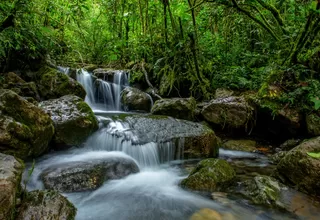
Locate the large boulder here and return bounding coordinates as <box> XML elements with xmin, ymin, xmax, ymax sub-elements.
<box><xmin>180</xmin><ymin>159</ymin><xmax>235</xmax><ymax>191</ymax></box>
<box><xmin>112</xmin><ymin>114</ymin><xmax>219</xmax><ymax>159</ymax></box>
<box><xmin>41</xmin><ymin>157</ymin><xmax>140</xmax><ymax>192</ymax></box>
<box><xmin>121</xmin><ymin>87</ymin><xmax>152</xmax><ymax>112</ymax></box>
<box><xmin>0</xmin><ymin>90</ymin><xmax>54</xmax><ymax>159</ymax></box>
<box><xmin>222</xmin><ymin>139</ymin><xmax>257</xmax><ymax>152</ymax></box>
<box><xmin>276</xmin><ymin>137</ymin><xmax>320</xmax><ymax>195</ymax></box>
<box><xmin>201</xmin><ymin>96</ymin><xmax>255</xmax><ymax>129</ymax></box>
<box><xmin>239</xmin><ymin>175</ymin><xmax>286</xmax><ymax>209</ymax></box>
<box><xmin>0</xmin><ymin>153</ymin><xmax>24</xmax><ymax>220</ymax></box>
<box><xmin>252</xmin><ymin>98</ymin><xmax>302</xmax><ymax>140</ymax></box>
<box><xmin>39</xmin><ymin>95</ymin><xmax>98</xmax><ymax>147</ymax></box>
<box><xmin>16</xmin><ymin>190</ymin><xmax>76</xmax><ymax>220</ymax></box>
<box><xmin>37</xmin><ymin>67</ymin><xmax>86</xmax><ymax>100</ymax></box>
<box><xmin>0</xmin><ymin>72</ymin><xmax>40</xmax><ymax>101</ymax></box>
<box><xmin>306</xmin><ymin>112</ymin><xmax>320</xmax><ymax>136</ymax></box>
<box><xmin>151</xmin><ymin>97</ymin><xmax>196</xmax><ymax>121</ymax></box>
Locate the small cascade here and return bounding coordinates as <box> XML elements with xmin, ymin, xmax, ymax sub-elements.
<box><xmin>57</xmin><ymin>66</ymin><xmax>70</xmax><ymax>75</ymax></box>
<box><xmin>85</xmin><ymin>116</ymin><xmax>176</xmax><ymax>167</ymax></box>
<box><xmin>76</xmin><ymin>69</ymin><xmax>96</xmax><ymax>106</ymax></box>
<box><xmin>76</xmin><ymin>69</ymin><xmax>129</xmax><ymax>111</ymax></box>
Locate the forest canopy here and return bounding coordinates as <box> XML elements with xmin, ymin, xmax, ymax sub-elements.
<box><xmin>0</xmin><ymin>0</ymin><xmax>320</xmax><ymax>109</ymax></box>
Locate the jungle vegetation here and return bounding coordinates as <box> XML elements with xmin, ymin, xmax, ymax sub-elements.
<box><xmin>0</xmin><ymin>0</ymin><xmax>320</xmax><ymax>110</ymax></box>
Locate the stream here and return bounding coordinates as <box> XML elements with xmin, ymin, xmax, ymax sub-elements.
<box><xmin>23</xmin><ymin>68</ymin><xmax>320</xmax><ymax>220</ymax></box>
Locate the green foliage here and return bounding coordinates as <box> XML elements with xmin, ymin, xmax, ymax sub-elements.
<box><xmin>307</xmin><ymin>152</ymin><xmax>320</xmax><ymax>159</ymax></box>
<box><xmin>0</xmin><ymin>0</ymin><xmax>319</xmax><ymax>106</ymax></box>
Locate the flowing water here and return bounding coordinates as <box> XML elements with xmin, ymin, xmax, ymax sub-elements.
<box><xmin>28</xmin><ymin>67</ymin><xmax>320</xmax><ymax>219</ymax></box>
<box><xmin>25</xmin><ymin>114</ymin><xmax>320</xmax><ymax>220</ymax></box>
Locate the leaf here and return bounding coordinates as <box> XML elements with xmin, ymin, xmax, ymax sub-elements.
<box><xmin>310</xmin><ymin>97</ymin><xmax>320</xmax><ymax>110</ymax></box>
<box><xmin>307</xmin><ymin>152</ymin><xmax>320</xmax><ymax>159</ymax></box>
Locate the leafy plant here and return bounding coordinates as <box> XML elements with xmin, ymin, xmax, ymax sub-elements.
<box><xmin>307</xmin><ymin>152</ymin><xmax>320</xmax><ymax>159</ymax></box>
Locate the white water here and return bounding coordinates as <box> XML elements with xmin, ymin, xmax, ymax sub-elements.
<box><xmin>24</xmin><ymin>114</ymin><xmax>298</xmax><ymax>220</ymax></box>
<box><xmin>75</xmin><ymin>69</ymin><xmax>129</xmax><ymax>111</ymax></box>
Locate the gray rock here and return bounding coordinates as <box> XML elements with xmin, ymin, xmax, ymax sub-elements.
<box><xmin>42</xmin><ymin>157</ymin><xmax>140</xmax><ymax>192</ymax></box>
<box><xmin>39</xmin><ymin>95</ymin><xmax>98</xmax><ymax>146</ymax></box>
<box><xmin>116</xmin><ymin>114</ymin><xmax>219</xmax><ymax>159</ymax></box>
<box><xmin>93</xmin><ymin>68</ymin><xmax>128</xmax><ymax>83</ymax></box>
<box><xmin>239</xmin><ymin>175</ymin><xmax>286</xmax><ymax>209</ymax></box>
<box><xmin>276</xmin><ymin>137</ymin><xmax>320</xmax><ymax>196</ymax></box>
<box><xmin>181</xmin><ymin>158</ymin><xmax>235</xmax><ymax>191</ymax></box>
<box><xmin>16</xmin><ymin>190</ymin><xmax>76</xmax><ymax>220</ymax></box>
<box><xmin>201</xmin><ymin>96</ymin><xmax>255</xmax><ymax>129</ymax></box>
<box><xmin>0</xmin><ymin>153</ymin><xmax>24</xmax><ymax>220</ymax></box>
<box><xmin>121</xmin><ymin>87</ymin><xmax>152</xmax><ymax>112</ymax></box>
<box><xmin>151</xmin><ymin>97</ymin><xmax>196</xmax><ymax>121</ymax></box>
<box><xmin>277</xmin><ymin>139</ymin><xmax>301</xmax><ymax>151</ymax></box>
<box><xmin>0</xmin><ymin>89</ymin><xmax>54</xmax><ymax>159</ymax></box>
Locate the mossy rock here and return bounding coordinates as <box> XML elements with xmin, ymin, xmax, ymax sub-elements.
<box><xmin>306</xmin><ymin>112</ymin><xmax>320</xmax><ymax>136</ymax></box>
<box><xmin>37</xmin><ymin>66</ymin><xmax>86</xmax><ymax>100</ymax></box>
<box><xmin>181</xmin><ymin>158</ymin><xmax>235</xmax><ymax>191</ymax></box>
<box><xmin>121</xmin><ymin>87</ymin><xmax>152</xmax><ymax>112</ymax></box>
<box><xmin>0</xmin><ymin>89</ymin><xmax>54</xmax><ymax>159</ymax></box>
<box><xmin>39</xmin><ymin>95</ymin><xmax>98</xmax><ymax>147</ymax></box>
<box><xmin>0</xmin><ymin>72</ymin><xmax>40</xmax><ymax>101</ymax></box>
<box><xmin>151</xmin><ymin>97</ymin><xmax>196</xmax><ymax>121</ymax></box>
<box><xmin>239</xmin><ymin>175</ymin><xmax>285</xmax><ymax>209</ymax></box>
<box><xmin>16</xmin><ymin>190</ymin><xmax>77</xmax><ymax>220</ymax></box>
<box><xmin>201</xmin><ymin>96</ymin><xmax>255</xmax><ymax>129</ymax></box>
<box><xmin>0</xmin><ymin>153</ymin><xmax>24</xmax><ymax>220</ymax></box>
<box><xmin>275</xmin><ymin>137</ymin><xmax>320</xmax><ymax>196</ymax></box>
<box><xmin>222</xmin><ymin>139</ymin><xmax>257</xmax><ymax>152</ymax></box>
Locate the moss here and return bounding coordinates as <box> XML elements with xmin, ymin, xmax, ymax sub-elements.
<box><xmin>37</xmin><ymin>66</ymin><xmax>86</xmax><ymax>100</ymax></box>
<box><xmin>181</xmin><ymin>159</ymin><xmax>235</xmax><ymax>191</ymax></box>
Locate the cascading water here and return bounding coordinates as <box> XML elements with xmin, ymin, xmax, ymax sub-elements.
<box><xmin>75</xmin><ymin>69</ymin><xmax>130</xmax><ymax>111</ymax></box>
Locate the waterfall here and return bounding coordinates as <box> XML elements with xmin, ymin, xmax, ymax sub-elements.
<box><xmin>57</xmin><ymin>66</ymin><xmax>70</xmax><ymax>75</ymax></box>
<box><xmin>76</xmin><ymin>69</ymin><xmax>96</xmax><ymax>106</ymax></box>
<box><xmin>75</xmin><ymin>69</ymin><xmax>129</xmax><ymax>112</ymax></box>
<box><xmin>86</xmin><ymin>116</ymin><xmax>176</xmax><ymax>167</ymax></box>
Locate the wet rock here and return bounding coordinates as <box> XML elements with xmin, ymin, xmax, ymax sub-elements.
<box><xmin>151</xmin><ymin>97</ymin><xmax>196</xmax><ymax>121</ymax></box>
<box><xmin>93</xmin><ymin>68</ymin><xmax>128</xmax><ymax>82</ymax></box>
<box><xmin>0</xmin><ymin>153</ymin><xmax>24</xmax><ymax>220</ymax></box>
<box><xmin>121</xmin><ymin>87</ymin><xmax>152</xmax><ymax>112</ymax></box>
<box><xmin>39</xmin><ymin>95</ymin><xmax>98</xmax><ymax>147</ymax></box>
<box><xmin>0</xmin><ymin>72</ymin><xmax>40</xmax><ymax>101</ymax></box>
<box><xmin>306</xmin><ymin>112</ymin><xmax>320</xmax><ymax>136</ymax></box>
<box><xmin>181</xmin><ymin>159</ymin><xmax>235</xmax><ymax>191</ymax></box>
<box><xmin>276</xmin><ymin>137</ymin><xmax>320</xmax><ymax>196</ymax></box>
<box><xmin>214</xmin><ymin>88</ymin><xmax>234</xmax><ymax>99</ymax></box>
<box><xmin>0</xmin><ymin>90</ymin><xmax>54</xmax><ymax>159</ymax></box>
<box><xmin>37</xmin><ymin>66</ymin><xmax>86</xmax><ymax>100</ymax></box>
<box><xmin>190</xmin><ymin>208</ymin><xmax>223</xmax><ymax>220</ymax></box>
<box><xmin>239</xmin><ymin>175</ymin><xmax>286</xmax><ymax>209</ymax></box>
<box><xmin>16</xmin><ymin>190</ymin><xmax>76</xmax><ymax>220</ymax></box>
<box><xmin>222</xmin><ymin>139</ymin><xmax>257</xmax><ymax>152</ymax></box>
<box><xmin>277</xmin><ymin>139</ymin><xmax>301</xmax><ymax>152</ymax></box>
<box><xmin>201</xmin><ymin>96</ymin><xmax>255</xmax><ymax>129</ymax></box>
<box><xmin>42</xmin><ymin>157</ymin><xmax>139</xmax><ymax>192</ymax></box>
<box><xmin>119</xmin><ymin>115</ymin><xmax>219</xmax><ymax>158</ymax></box>
<box><xmin>270</xmin><ymin>151</ymin><xmax>287</xmax><ymax>164</ymax></box>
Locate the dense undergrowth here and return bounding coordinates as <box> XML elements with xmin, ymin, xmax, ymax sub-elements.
<box><xmin>0</xmin><ymin>0</ymin><xmax>320</xmax><ymax>111</ymax></box>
